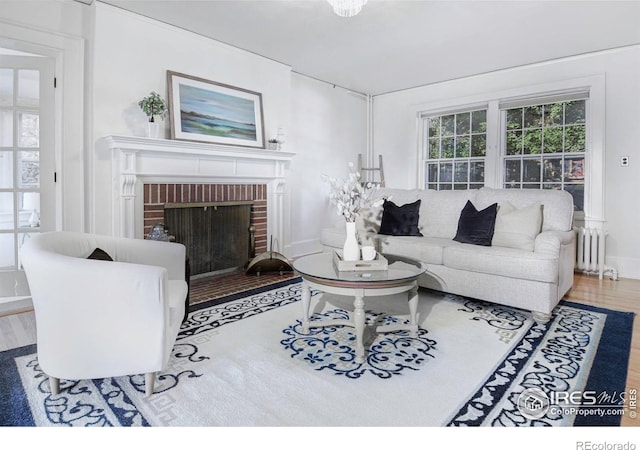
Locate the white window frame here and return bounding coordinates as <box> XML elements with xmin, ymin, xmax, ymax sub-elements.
<box><xmin>500</xmin><ymin>94</ymin><xmax>589</xmax><ymax>214</ymax></box>
<box><xmin>417</xmin><ymin>75</ymin><xmax>605</xmax><ymax>226</ymax></box>
<box><xmin>420</xmin><ymin>106</ymin><xmax>489</xmax><ymax>190</ymax></box>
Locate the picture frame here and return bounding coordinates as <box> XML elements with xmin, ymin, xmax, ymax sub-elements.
<box><xmin>167</xmin><ymin>71</ymin><xmax>265</xmax><ymax>148</ymax></box>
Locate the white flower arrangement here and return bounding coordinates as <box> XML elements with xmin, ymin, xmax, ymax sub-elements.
<box><xmin>323</xmin><ymin>163</ymin><xmax>383</xmax><ymax>222</ymax></box>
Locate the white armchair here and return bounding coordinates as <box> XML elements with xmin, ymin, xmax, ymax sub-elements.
<box><xmin>20</xmin><ymin>231</ymin><xmax>188</xmax><ymax>396</ymax></box>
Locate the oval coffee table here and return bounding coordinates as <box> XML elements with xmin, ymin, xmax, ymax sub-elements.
<box><xmin>293</xmin><ymin>252</ymin><xmax>427</xmax><ymax>363</ymax></box>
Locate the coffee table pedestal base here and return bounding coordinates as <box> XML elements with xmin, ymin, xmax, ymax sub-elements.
<box><xmin>300</xmin><ymin>280</ymin><xmax>420</xmax><ymax>364</ymax></box>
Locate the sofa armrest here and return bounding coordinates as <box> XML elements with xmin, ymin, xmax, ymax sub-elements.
<box><xmin>534</xmin><ymin>230</ymin><xmax>576</xmax><ymax>255</ymax></box>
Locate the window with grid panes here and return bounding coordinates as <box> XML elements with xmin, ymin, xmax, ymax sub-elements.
<box><xmin>503</xmin><ymin>99</ymin><xmax>586</xmax><ymax>211</ymax></box>
<box><xmin>423</xmin><ymin>109</ymin><xmax>487</xmax><ymax>190</ymax></box>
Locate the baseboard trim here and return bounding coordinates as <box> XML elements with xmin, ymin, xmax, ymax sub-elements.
<box><xmin>605</xmin><ymin>256</ymin><xmax>640</xmax><ymax>280</ymax></box>
<box><xmin>0</xmin><ymin>297</ymin><xmax>33</xmax><ymax>316</ymax></box>
<box><xmin>290</xmin><ymin>238</ymin><xmax>322</xmax><ymax>259</ymax></box>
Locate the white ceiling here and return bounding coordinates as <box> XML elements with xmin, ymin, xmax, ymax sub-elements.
<box><xmin>101</xmin><ymin>0</ymin><xmax>640</xmax><ymax>95</ymax></box>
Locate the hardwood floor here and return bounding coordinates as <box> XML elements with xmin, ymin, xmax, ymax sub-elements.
<box><xmin>564</xmin><ymin>273</ymin><xmax>640</xmax><ymax>427</ymax></box>
<box><xmin>0</xmin><ymin>309</ymin><xmax>36</xmax><ymax>351</ymax></box>
<box><xmin>189</xmin><ymin>269</ymin><xmax>297</xmax><ymax>306</ymax></box>
<box><xmin>0</xmin><ymin>272</ymin><xmax>637</xmax><ymax>426</ymax></box>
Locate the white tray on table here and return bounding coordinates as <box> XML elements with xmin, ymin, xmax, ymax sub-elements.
<box><xmin>332</xmin><ymin>250</ymin><xmax>388</xmax><ymax>272</ymax></box>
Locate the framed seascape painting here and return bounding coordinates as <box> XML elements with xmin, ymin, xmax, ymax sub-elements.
<box><xmin>167</xmin><ymin>71</ymin><xmax>265</xmax><ymax>148</ymax></box>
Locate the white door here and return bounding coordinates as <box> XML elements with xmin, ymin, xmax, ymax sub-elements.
<box><xmin>0</xmin><ymin>54</ymin><xmax>55</xmax><ymax>310</ymax></box>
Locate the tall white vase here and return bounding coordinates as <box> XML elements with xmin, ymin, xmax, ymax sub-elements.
<box><xmin>342</xmin><ymin>221</ymin><xmax>360</xmax><ymax>261</ymax></box>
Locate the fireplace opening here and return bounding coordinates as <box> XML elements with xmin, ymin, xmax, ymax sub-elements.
<box><xmin>164</xmin><ymin>201</ymin><xmax>254</xmax><ymax>277</ymax></box>
<box><xmin>143</xmin><ymin>183</ymin><xmax>268</xmax><ymax>277</ymax></box>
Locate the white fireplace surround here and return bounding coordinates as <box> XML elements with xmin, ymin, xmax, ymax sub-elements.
<box><xmin>97</xmin><ymin>135</ymin><xmax>295</xmax><ymax>252</ymax></box>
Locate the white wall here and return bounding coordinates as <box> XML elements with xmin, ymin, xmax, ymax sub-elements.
<box><xmin>91</xmin><ymin>3</ymin><xmax>369</xmax><ymax>257</ymax></box>
<box><xmin>91</xmin><ymin>3</ymin><xmax>292</xmax><ymax>237</ymax></box>
<box><xmin>288</xmin><ymin>74</ymin><xmax>368</xmax><ymax>257</ymax></box>
<box><xmin>373</xmin><ymin>46</ymin><xmax>640</xmax><ymax>279</ymax></box>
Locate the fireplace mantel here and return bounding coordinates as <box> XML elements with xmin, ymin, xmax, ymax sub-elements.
<box><xmin>97</xmin><ymin>135</ymin><xmax>295</xmax><ymax>249</ymax></box>
<box><xmin>99</xmin><ymin>135</ymin><xmax>295</xmax><ymax>165</ymax></box>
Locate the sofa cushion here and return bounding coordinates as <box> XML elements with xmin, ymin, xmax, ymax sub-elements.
<box><xmin>378</xmin><ymin>235</ymin><xmax>461</xmax><ymax>265</ymax></box>
<box><xmin>419</xmin><ymin>189</ymin><xmax>478</xmax><ymax>239</ymax></box>
<box><xmin>443</xmin><ymin>244</ymin><xmax>558</xmax><ymax>283</ymax></box>
<box><xmin>492</xmin><ymin>201</ymin><xmax>542</xmax><ymax>251</ymax></box>
<box><xmin>379</xmin><ymin>199</ymin><xmax>423</xmax><ymax>236</ymax></box>
<box><xmin>475</xmin><ymin>187</ymin><xmax>574</xmax><ymax>232</ymax></box>
<box><xmin>453</xmin><ymin>201</ymin><xmax>498</xmax><ymax>246</ymax></box>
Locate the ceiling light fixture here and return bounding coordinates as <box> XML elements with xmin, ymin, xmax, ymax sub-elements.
<box><xmin>327</xmin><ymin>0</ymin><xmax>368</xmax><ymax>18</ymax></box>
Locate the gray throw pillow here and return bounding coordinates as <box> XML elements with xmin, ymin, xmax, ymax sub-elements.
<box><xmin>492</xmin><ymin>201</ymin><xmax>543</xmax><ymax>251</ymax></box>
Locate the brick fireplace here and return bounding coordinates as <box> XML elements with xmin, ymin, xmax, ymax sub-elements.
<box><xmin>99</xmin><ymin>135</ymin><xmax>294</xmax><ymax>257</ymax></box>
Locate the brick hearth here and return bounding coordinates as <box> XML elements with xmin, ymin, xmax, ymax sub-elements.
<box><xmin>143</xmin><ymin>183</ymin><xmax>268</xmax><ymax>255</ymax></box>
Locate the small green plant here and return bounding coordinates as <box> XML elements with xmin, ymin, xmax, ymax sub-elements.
<box><xmin>268</xmin><ymin>138</ymin><xmax>280</xmax><ymax>144</ymax></box>
<box><xmin>138</xmin><ymin>91</ymin><xmax>168</xmax><ymax>123</ymax></box>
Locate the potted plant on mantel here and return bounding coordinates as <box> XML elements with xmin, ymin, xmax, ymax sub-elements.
<box><xmin>267</xmin><ymin>138</ymin><xmax>280</xmax><ymax>150</ymax></box>
<box><xmin>138</xmin><ymin>91</ymin><xmax>168</xmax><ymax>139</ymax></box>
<box><xmin>266</xmin><ymin>128</ymin><xmax>285</xmax><ymax>150</ymax></box>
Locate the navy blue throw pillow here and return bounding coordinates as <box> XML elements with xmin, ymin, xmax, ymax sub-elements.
<box><xmin>378</xmin><ymin>199</ymin><xmax>423</xmax><ymax>237</ymax></box>
<box><xmin>87</xmin><ymin>247</ymin><xmax>113</xmax><ymax>261</ymax></box>
<box><xmin>453</xmin><ymin>201</ymin><xmax>498</xmax><ymax>246</ymax></box>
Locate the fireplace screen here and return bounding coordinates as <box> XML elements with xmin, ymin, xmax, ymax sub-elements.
<box><xmin>164</xmin><ymin>201</ymin><xmax>253</xmax><ymax>276</ymax></box>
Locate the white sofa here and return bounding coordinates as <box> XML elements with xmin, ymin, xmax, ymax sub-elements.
<box><xmin>20</xmin><ymin>231</ymin><xmax>188</xmax><ymax>396</ymax></box>
<box><xmin>321</xmin><ymin>187</ymin><xmax>576</xmax><ymax>323</ymax></box>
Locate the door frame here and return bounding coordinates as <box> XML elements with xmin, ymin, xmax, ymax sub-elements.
<box><xmin>0</xmin><ymin>20</ymin><xmax>86</xmax><ymax>314</ymax></box>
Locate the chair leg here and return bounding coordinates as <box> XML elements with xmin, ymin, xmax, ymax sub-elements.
<box><xmin>145</xmin><ymin>372</ymin><xmax>156</xmax><ymax>396</ymax></box>
<box><xmin>49</xmin><ymin>376</ymin><xmax>60</xmax><ymax>395</ymax></box>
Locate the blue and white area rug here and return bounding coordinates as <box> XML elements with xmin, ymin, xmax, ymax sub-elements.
<box><xmin>0</xmin><ymin>278</ymin><xmax>634</xmax><ymax>426</ymax></box>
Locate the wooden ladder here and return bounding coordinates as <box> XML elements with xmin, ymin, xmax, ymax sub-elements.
<box><xmin>357</xmin><ymin>154</ymin><xmax>385</xmax><ymax>187</ymax></box>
